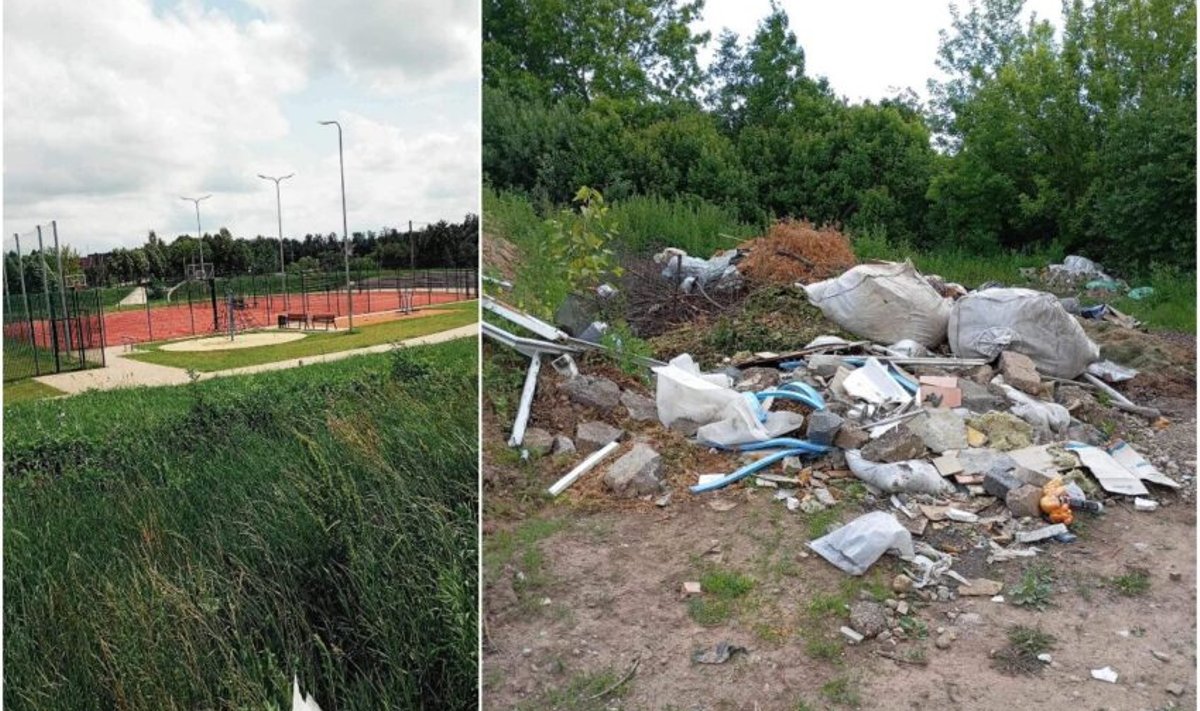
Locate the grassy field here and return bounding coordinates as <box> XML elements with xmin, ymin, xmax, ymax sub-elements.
<box><xmin>4</xmin><ymin>337</ymin><xmax>478</xmax><ymax>710</ymax></box>
<box><xmin>487</xmin><ymin>188</ymin><xmax>1195</xmax><ymax>333</ymax></box>
<box><xmin>125</xmin><ymin>300</ymin><xmax>477</xmax><ymax>371</ymax></box>
<box><xmin>2</xmin><ymin>378</ymin><xmax>64</xmax><ymax>404</ymax></box>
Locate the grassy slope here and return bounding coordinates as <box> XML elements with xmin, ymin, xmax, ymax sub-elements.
<box><xmin>4</xmin><ymin>338</ymin><xmax>478</xmax><ymax>710</ymax></box>
<box><xmin>125</xmin><ymin>300</ymin><xmax>477</xmax><ymax>371</ymax></box>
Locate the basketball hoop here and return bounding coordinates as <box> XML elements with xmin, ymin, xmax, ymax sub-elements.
<box><xmin>64</xmin><ymin>273</ymin><xmax>88</xmax><ymax>291</ymax></box>
<box><xmin>186</xmin><ymin>263</ymin><xmax>215</xmax><ymax>281</ymax></box>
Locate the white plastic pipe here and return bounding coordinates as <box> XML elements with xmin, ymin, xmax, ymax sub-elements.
<box><xmin>548</xmin><ymin>441</ymin><xmax>619</xmax><ymax>496</ymax></box>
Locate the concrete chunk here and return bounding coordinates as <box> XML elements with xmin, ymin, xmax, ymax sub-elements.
<box><xmin>564</xmin><ymin>375</ymin><xmax>621</xmax><ymax>412</ymax></box>
<box><xmin>619</xmin><ymin>390</ymin><xmax>658</xmax><ymax>421</ymax></box>
<box><xmin>806</xmin><ymin>409</ymin><xmax>844</xmax><ymax>447</ymax></box>
<box><xmin>999</xmin><ymin>351</ymin><xmax>1042</xmax><ymax>395</ymax></box>
<box><xmin>906</xmin><ymin>409</ymin><xmax>968</xmax><ymax>453</ymax></box>
<box><xmin>576</xmin><ymin>421</ymin><xmax>624</xmax><ymax>454</ymax></box>
<box><xmin>603</xmin><ymin>443</ymin><xmax>664</xmax><ymax>497</ymax></box>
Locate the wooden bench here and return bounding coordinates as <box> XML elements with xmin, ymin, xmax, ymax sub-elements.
<box><xmin>311</xmin><ymin>313</ymin><xmax>336</xmax><ymax>330</ymax></box>
<box><xmin>280</xmin><ymin>313</ymin><xmax>309</xmax><ymax>329</ymax></box>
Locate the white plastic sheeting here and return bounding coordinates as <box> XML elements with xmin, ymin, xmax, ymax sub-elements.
<box><xmin>993</xmin><ymin>379</ymin><xmax>1071</xmax><ymax>435</ymax></box>
<box><xmin>804</xmin><ymin>261</ymin><xmax>951</xmax><ymax>347</ymax></box>
<box><xmin>845</xmin><ymin>450</ymin><xmax>954</xmax><ymax>495</ymax></box>
<box><xmin>654</xmin><ymin>248</ymin><xmax>743</xmax><ymax>293</ymax></box>
<box><xmin>948</xmin><ymin>288</ymin><xmax>1100</xmax><ymax>378</ymax></box>
<box><xmin>808</xmin><ymin>511</ymin><xmax>916</xmax><ymax>576</ymax></box>
<box><xmin>653</xmin><ymin>354</ymin><xmax>804</xmax><ymax>446</ymax></box>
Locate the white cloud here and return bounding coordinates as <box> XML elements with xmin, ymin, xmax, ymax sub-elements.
<box><xmin>4</xmin><ymin>0</ymin><xmax>479</xmax><ymax>254</ymax></box>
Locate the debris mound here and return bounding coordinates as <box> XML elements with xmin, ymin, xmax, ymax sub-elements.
<box><xmin>738</xmin><ymin>220</ymin><xmax>856</xmax><ymax>285</ymax></box>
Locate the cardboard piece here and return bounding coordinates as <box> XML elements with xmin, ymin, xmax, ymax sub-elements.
<box><xmin>1074</xmin><ymin>445</ymin><xmax>1149</xmax><ymax>496</ymax></box>
<box><xmin>1107</xmin><ymin>440</ymin><xmax>1180</xmax><ymax>489</ymax></box>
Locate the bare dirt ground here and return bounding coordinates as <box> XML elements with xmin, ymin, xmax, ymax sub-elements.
<box><xmin>482</xmin><ymin>326</ymin><xmax>1197</xmax><ymax>710</ymax></box>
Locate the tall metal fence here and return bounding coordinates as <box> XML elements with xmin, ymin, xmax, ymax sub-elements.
<box><xmin>94</xmin><ymin>265</ymin><xmax>478</xmax><ymax>346</ymax></box>
<box><xmin>3</xmin><ymin>287</ymin><xmax>106</xmax><ymax>382</ymax></box>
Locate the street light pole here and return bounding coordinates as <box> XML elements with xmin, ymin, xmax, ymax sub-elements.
<box><xmin>319</xmin><ymin>120</ymin><xmax>353</xmax><ymax>332</ymax></box>
<box><xmin>258</xmin><ymin>173</ymin><xmax>294</xmax><ymax>311</ymax></box>
<box><xmin>180</xmin><ymin>194</ymin><xmax>212</xmax><ymax>278</ymax></box>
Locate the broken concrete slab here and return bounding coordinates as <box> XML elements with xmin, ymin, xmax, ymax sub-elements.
<box><xmin>983</xmin><ymin>469</ymin><xmax>1023</xmax><ymax>499</ymax></box>
<box><xmin>957</xmin><ymin>578</ymin><xmax>1004</xmax><ymax>596</ymax></box>
<box><xmin>958</xmin><ymin>378</ymin><xmax>1005</xmax><ymax>412</ymax></box>
<box><xmin>932</xmin><ymin>451</ymin><xmax>964</xmax><ymax>477</ymax></box>
<box><xmin>906</xmin><ymin>409</ymin><xmax>968</xmax><ymax>453</ymax></box>
<box><xmin>999</xmin><ymin>350</ymin><xmax>1042</xmax><ymax>395</ymax></box>
<box><xmin>576</xmin><ymin>421</ymin><xmax>624</xmax><ymax>454</ymax></box>
<box><xmin>1017</xmin><ymin>523</ymin><xmax>1069</xmax><ymax>543</ymax></box>
<box><xmin>603</xmin><ymin>443</ymin><xmax>664</xmax><ymax>497</ymax></box>
<box><xmin>861</xmin><ymin>423</ymin><xmax>926</xmax><ymax>463</ymax></box>
<box><xmin>806</xmin><ymin>409</ymin><xmax>844</xmax><ymax>447</ymax></box>
<box><xmin>619</xmin><ymin>390</ymin><xmax>658</xmax><ymax>422</ymax></box>
<box><xmin>1006</xmin><ymin>484</ymin><xmax>1044</xmax><ymax>518</ymax></box>
<box><xmin>807</xmin><ymin>355</ymin><xmax>843</xmax><ymax>379</ymax></box>
<box><xmin>564</xmin><ymin>375</ymin><xmax>622</xmax><ymax>412</ymax></box>
<box><xmin>958</xmin><ymin>448</ymin><xmax>1018</xmax><ymax>478</ymax></box>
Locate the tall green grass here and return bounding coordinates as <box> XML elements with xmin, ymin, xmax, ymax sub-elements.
<box><xmin>4</xmin><ymin>338</ymin><xmax>478</xmax><ymax>710</ymax></box>
<box><xmin>486</xmin><ymin>188</ymin><xmax>1195</xmax><ymax>333</ymax></box>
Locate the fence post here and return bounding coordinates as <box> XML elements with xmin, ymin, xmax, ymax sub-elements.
<box><xmin>14</xmin><ymin>234</ymin><xmax>40</xmax><ymax>377</ymax></box>
<box><xmin>187</xmin><ymin>277</ymin><xmax>196</xmax><ymax>335</ymax></box>
<box><xmin>145</xmin><ymin>290</ymin><xmax>153</xmax><ymax>343</ymax></box>
<box><xmin>209</xmin><ymin>277</ymin><xmax>219</xmax><ymax>332</ymax></box>
<box><xmin>52</xmin><ymin>221</ymin><xmax>72</xmax><ymax>353</ymax></box>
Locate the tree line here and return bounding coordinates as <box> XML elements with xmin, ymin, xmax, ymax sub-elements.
<box><xmin>4</xmin><ymin>215</ymin><xmax>479</xmax><ymax>291</ymax></box>
<box><xmin>483</xmin><ymin>0</ymin><xmax>1195</xmax><ymax>274</ymax></box>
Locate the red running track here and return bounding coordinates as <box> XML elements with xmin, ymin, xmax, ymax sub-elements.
<box><xmin>23</xmin><ymin>290</ymin><xmax>471</xmax><ymax>348</ymax></box>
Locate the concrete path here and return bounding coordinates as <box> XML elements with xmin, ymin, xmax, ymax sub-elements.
<box><xmin>117</xmin><ymin>286</ymin><xmax>147</xmax><ymax>307</ymax></box>
<box><xmin>34</xmin><ymin>324</ymin><xmax>478</xmax><ymax>395</ymax></box>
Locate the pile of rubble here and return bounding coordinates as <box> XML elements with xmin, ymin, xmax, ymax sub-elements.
<box><xmin>484</xmin><ymin>257</ymin><xmax>1180</xmax><ymax>610</ymax></box>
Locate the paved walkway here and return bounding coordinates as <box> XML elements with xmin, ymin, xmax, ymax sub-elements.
<box><xmin>117</xmin><ymin>286</ymin><xmax>147</xmax><ymax>307</ymax></box>
<box><xmin>34</xmin><ymin>324</ymin><xmax>478</xmax><ymax>395</ymax></box>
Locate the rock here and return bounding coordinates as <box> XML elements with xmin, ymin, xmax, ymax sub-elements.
<box><xmin>551</xmin><ymin>435</ymin><xmax>576</xmax><ymax>456</ymax></box>
<box><xmin>849</xmin><ymin>601</ymin><xmax>889</xmax><ymax>638</ymax></box>
<box><xmin>1151</xmin><ymin>650</ymin><xmax>1171</xmax><ymax>663</ymax></box>
<box><xmin>576</xmin><ymin>421</ymin><xmax>624</xmax><ymax>454</ymax></box>
<box><xmin>522</xmin><ymin>427</ymin><xmax>554</xmax><ymax>456</ymax></box>
<box><xmin>799</xmin><ymin>498</ymin><xmax>826</xmax><ymax>514</ymax></box>
<box><xmin>781</xmin><ymin>456</ymin><xmax>805</xmax><ymax>473</ymax></box>
<box><xmin>840</xmin><ymin>626</ymin><xmax>865</xmax><ymax>644</ymax></box>
<box><xmin>1006</xmin><ymin>484</ymin><xmax>1044</xmax><ymax>518</ymax></box>
<box><xmin>959</xmin><ymin>379</ymin><xmax>1005</xmax><ymax>412</ymax></box>
<box><xmin>813</xmin><ymin>488</ymin><xmax>837</xmax><ymax>507</ymax></box>
<box><xmin>806</xmin><ymin>409</ymin><xmax>844</xmax><ymax>447</ymax></box>
<box><xmin>669</xmin><ymin>418</ymin><xmax>701</xmax><ymax>437</ymax></box>
<box><xmin>999</xmin><ymin>351</ymin><xmax>1042</xmax><ymax>395</ymax></box>
<box><xmin>1166</xmin><ymin>683</ymin><xmax>1185</xmax><ymax>697</ymax></box>
<box><xmin>1016</xmin><ymin>523</ymin><xmax>1068</xmax><ymax>543</ymax></box>
<box><xmin>935</xmin><ymin>632</ymin><xmax>953</xmax><ymax>649</ymax></box>
<box><xmin>603</xmin><ymin>443</ymin><xmax>664</xmax><ymax>497</ymax></box>
<box><xmin>958</xmin><ymin>578</ymin><xmax>1003</xmax><ymax>596</ymax></box>
<box><xmin>861</xmin><ymin>424</ymin><xmax>926</xmax><ymax>463</ymax></box>
<box><xmin>906</xmin><ymin>409</ymin><xmax>968</xmax><ymax>453</ymax></box>
<box><xmin>620</xmin><ymin>390</ymin><xmax>658</xmax><ymax>422</ymax></box>
<box><xmin>807</xmin><ymin>355</ymin><xmax>842</xmax><ymax>378</ymax></box>
<box><xmin>1013</xmin><ymin>465</ymin><xmax>1054</xmax><ymax>488</ymax></box>
<box><xmin>1066</xmin><ymin>422</ymin><xmax>1107</xmax><ymax>446</ymax></box>
<box><xmin>892</xmin><ymin>574</ymin><xmax>914</xmax><ymax>593</ymax></box>
<box><xmin>834</xmin><ymin>424</ymin><xmax>870</xmax><ymax>450</ymax></box>
<box><xmin>681</xmin><ymin>581</ymin><xmax>702</xmax><ymax>597</ymax></box>
<box><xmin>957</xmin><ymin>448</ymin><xmax>1017</xmax><ymax>478</ymax></box>
<box><xmin>966</xmin><ymin>426</ymin><xmax>988</xmax><ymax>447</ymax></box>
<box><xmin>565</xmin><ymin>375</ymin><xmax>621</xmax><ymax>412</ymax></box>
<box><xmin>983</xmin><ymin>468</ymin><xmax>1023</xmax><ymax>498</ymax></box>
<box><xmin>896</xmin><ymin>601</ymin><xmax>909</xmax><ymax>616</ymax></box>
<box><xmin>967</xmin><ymin>412</ymin><xmax>1033</xmax><ymax>451</ymax></box>
<box><xmin>969</xmin><ymin>364</ymin><xmax>995</xmax><ymax>384</ymax></box>
<box><xmin>734</xmin><ymin>367</ymin><xmax>782</xmax><ymax>392</ymax></box>
<box><xmin>957</xmin><ymin>612</ymin><xmax>982</xmax><ymax>625</ymax></box>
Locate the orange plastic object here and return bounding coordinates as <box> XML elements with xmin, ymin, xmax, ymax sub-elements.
<box><xmin>1040</xmin><ymin>478</ymin><xmax>1074</xmax><ymax>525</ymax></box>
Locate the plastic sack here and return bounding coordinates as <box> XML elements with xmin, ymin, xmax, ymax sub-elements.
<box><xmin>654</xmin><ymin>248</ymin><xmax>743</xmax><ymax>293</ymax></box>
<box><xmin>808</xmin><ymin>511</ymin><xmax>916</xmax><ymax>576</ymax></box>
<box><xmin>994</xmin><ymin>380</ymin><xmax>1071</xmax><ymax>434</ymax></box>
<box><xmin>804</xmin><ymin>261</ymin><xmax>951</xmax><ymax>347</ymax></box>
<box><xmin>948</xmin><ymin>288</ymin><xmax>1100</xmax><ymax>378</ymax></box>
<box><xmin>845</xmin><ymin>450</ymin><xmax>954</xmax><ymax>495</ymax></box>
<box><xmin>653</xmin><ymin>354</ymin><xmax>804</xmax><ymax>447</ymax></box>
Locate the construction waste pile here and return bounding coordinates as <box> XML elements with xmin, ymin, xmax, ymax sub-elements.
<box><xmin>484</xmin><ymin>251</ymin><xmax>1180</xmax><ymax>641</ymax></box>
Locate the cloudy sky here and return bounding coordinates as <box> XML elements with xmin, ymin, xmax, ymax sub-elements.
<box><xmin>4</xmin><ymin>0</ymin><xmax>479</xmax><ymax>253</ymax></box>
<box><xmin>696</xmin><ymin>0</ymin><xmax>1064</xmax><ymax>103</ymax></box>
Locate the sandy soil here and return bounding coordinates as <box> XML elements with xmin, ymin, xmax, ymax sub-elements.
<box><xmin>159</xmin><ymin>330</ymin><xmax>308</xmax><ymax>351</ymax></box>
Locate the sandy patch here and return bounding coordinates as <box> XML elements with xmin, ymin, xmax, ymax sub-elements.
<box><xmin>159</xmin><ymin>331</ymin><xmax>308</xmax><ymax>352</ymax></box>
